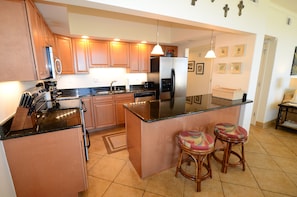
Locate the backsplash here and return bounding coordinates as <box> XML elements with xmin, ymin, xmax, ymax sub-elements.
<box><xmin>56</xmin><ymin>68</ymin><xmax>148</xmax><ymax>89</ymax></box>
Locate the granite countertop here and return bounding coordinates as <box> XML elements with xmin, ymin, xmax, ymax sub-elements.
<box><xmin>1</xmin><ymin>108</ymin><xmax>82</xmax><ymax>140</ymax></box>
<box><xmin>124</xmin><ymin>94</ymin><xmax>253</xmax><ymax>123</ymax></box>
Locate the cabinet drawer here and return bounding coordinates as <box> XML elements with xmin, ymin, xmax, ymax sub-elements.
<box><xmin>114</xmin><ymin>93</ymin><xmax>134</xmax><ymax>101</ymax></box>
<box><xmin>93</xmin><ymin>95</ymin><xmax>113</xmax><ymax>103</ymax></box>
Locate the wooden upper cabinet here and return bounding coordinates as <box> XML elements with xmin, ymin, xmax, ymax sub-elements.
<box><xmin>0</xmin><ymin>0</ymin><xmax>36</xmax><ymax>81</ymax></box>
<box><xmin>88</xmin><ymin>40</ymin><xmax>110</xmax><ymax>67</ymax></box>
<box><xmin>55</xmin><ymin>35</ymin><xmax>75</xmax><ymax>74</ymax></box>
<box><xmin>110</xmin><ymin>41</ymin><xmax>129</xmax><ymax>67</ymax></box>
<box><xmin>129</xmin><ymin>43</ymin><xmax>149</xmax><ymax>73</ymax></box>
<box><xmin>72</xmin><ymin>38</ymin><xmax>89</xmax><ymax>73</ymax></box>
<box><xmin>26</xmin><ymin>0</ymin><xmax>50</xmax><ymax>79</ymax></box>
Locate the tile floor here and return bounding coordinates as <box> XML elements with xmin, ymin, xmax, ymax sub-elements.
<box><xmin>79</xmin><ymin>125</ymin><xmax>297</xmax><ymax>197</ymax></box>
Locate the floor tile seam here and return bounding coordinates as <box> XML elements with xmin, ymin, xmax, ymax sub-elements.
<box><xmin>283</xmin><ymin>171</ymin><xmax>297</xmax><ymax>188</ymax></box>
<box><xmin>237</xmin><ymin>164</ymin><xmax>263</xmax><ymax>190</ymax></box>
<box><xmin>261</xmin><ymin>188</ymin><xmax>296</xmax><ymax>197</ymax></box>
<box><xmin>112</xmin><ymin>159</ymin><xmax>129</xmax><ymax>182</ymax></box>
<box><xmin>102</xmin><ymin>153</ymin><xmax>130</xmax><ymax>162</ymax></box>
<box><xmin>108</xmin><ymin>181</ymin><xmax>147</xmax><ymax>196</ymax></box>
<box><xmin>247</xmin><ymin>165</ymin><xmax>297</xmax><ymax>196</ymax></box>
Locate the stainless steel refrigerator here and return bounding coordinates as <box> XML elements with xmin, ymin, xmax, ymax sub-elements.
<box><xmin>148</xmin><ymin>57</ymin><xmax>188</xmax><ymax>100</ymax></box>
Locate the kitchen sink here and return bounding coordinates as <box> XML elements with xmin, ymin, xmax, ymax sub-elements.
<box><xmin>96</xmin><ymin>90</ymin><xmax>126</xmax><ymax>95</ymax></box>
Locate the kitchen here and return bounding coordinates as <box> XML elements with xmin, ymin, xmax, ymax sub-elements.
<box><xmin>1</xmin><ymin>0</ymin><xmax>297</xmax><ymax>196</ymax></box>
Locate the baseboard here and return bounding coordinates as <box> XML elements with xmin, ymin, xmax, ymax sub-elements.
<box><xmin>255</xmin><ymin>120</ymin><xmax>275</xmax><ymax>128</ymax></box>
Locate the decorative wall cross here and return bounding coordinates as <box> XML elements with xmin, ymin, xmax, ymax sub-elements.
<box><xmin>191</xmin><ymin>0</ymin><xmax>197</xmax><ymax>6</ymax></box>
<box><xmin>223</xmin><ymin>4</ymin><xmax>229</xmax><ymax>17</ymax></box>
<box><xmin>238</xmin><ymin>0</ymin><xmax>244</xmax><ymax>16</ymax></box>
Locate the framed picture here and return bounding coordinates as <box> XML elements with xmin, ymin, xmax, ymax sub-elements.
<box><xmin>186</xmin><ymin>96</ymin><xmax>193</xmax><ymax>104</ymax></box>
<box><xmin>194</xmin><ymin>95</ymin><xmax>202</xmax><ymax>104</ymax></box>
<box><xmin>231</xmin><ymin>62</ymin><xmax>242</xmax><ymax>74</ymax></box>
<box><xmin>188</xmin><ymin>61</ymin><xmax>195</xmax><ymax>72</ymax></box>
<box><xmin>291</xmin><ymin>46</ymin><xmax>297</xmax><ymax>75</ymax></box>
<box><xmin>196</xmin><ymin>63</ymin><xmax>204</xmax><ymax>75</ymax></box>
<box><xmin>233</xmin><ymin>44</ymin><xmax>245</xmax><ymax>57</ymax></box>
<box><xmin>218</xmin><ymin>46</ymin><xmax>228</xmax><ymax>57</ymax></box>
<box><xmin>218</xmin><ymin>63</ymin><xmax>227</xmax><ymax>74</ymax></box>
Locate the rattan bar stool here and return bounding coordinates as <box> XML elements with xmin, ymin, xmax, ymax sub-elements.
<box><xmin>212</xmin><ymin>123</ymin><xmax>248</xmax><ymax>173</ymax></box>
<box><xmin>175</xmin><ymin>130</ymin><xmax>214</xmax><ymax>192</ymax></box>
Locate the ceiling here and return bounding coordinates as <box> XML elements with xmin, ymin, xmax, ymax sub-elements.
<box><xmin>34</xmin><ymin>0</ymin><xmax>297</xmax><ymax>44</ymax></box>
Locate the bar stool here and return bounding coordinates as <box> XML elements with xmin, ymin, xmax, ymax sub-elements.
<box><xmin>212</xmin><ymin>123</ymin><xmax>248</xmax><ymax>173</ymax></box>
<box><xmin>175</xmin><ymin>130</ymin><xmax>214</xmax><ymax>192</ymax></box>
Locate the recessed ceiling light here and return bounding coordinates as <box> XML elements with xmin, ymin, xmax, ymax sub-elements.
<box><xmin>81</xmin><ymin>35</ymin><xmax>89</xmax><ymax>39</ymax></box>
<box><xmin>114</xmin><ymin>38</ymin><xmax>120</xmax><ymax>41</ymax></box>
<box><xmin>141</xmin><ymin>41</ymin><xmax>147</xmax><ymax>44</ymax></box>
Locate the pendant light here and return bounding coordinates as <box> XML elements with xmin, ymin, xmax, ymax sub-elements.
<box><xmin>205</xmin><ymin>30</ymin><xmax>216</xmax><ymax>58</ymax></box>
<box><xmin>151</xmin><ymin>20</ymin><xmax>164</xmax><ymax>55</ymax></box>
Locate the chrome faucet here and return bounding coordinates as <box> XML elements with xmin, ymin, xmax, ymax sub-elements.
<box><xmin>110</xmin><ymin>80</ymin><xmax>117</xmax><ymax>92</ymax></box>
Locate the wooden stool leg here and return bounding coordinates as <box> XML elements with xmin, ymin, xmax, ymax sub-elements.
<box><xmin>175</xmin><ymin>149</ymin><xmax>183</xmax><ymax>177</ymax></box>
<box><xmin>241</xmin><ymin>142</ymin><xmax>245</xmax><ymax>171</ymax></box>
<box><xmin>207</xmin><ymin>154</ymin><xmax>212</xmax><ymax>178</ymax></box>
<box><xmin>222</xmin><ymin>142</ymin><xmax>232</xmax><ymax>173</ymax></box>
<box><xmin>196</xmin><ymin>155</ymin><xmax>201</xmax><ymax>192</ymax></box>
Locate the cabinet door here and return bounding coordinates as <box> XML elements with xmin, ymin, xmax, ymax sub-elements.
<box><xmin>129</xmin><ymin>43</ymin><xmax>139</xmax><ymax>72</ymax></box>
<box><xmin>110</xmin><ymin>41</ymin><xmax>129</xmax><ymax>67</ymax></box>
<box><xmin>115</xmin><ymin>93</ymin><xmax>134</xmax><ymax>125</ymax></box>
<box><xmin>93</xmin><ymin>95</ymin><xmax>116</xmax><ymax>128</ymax></box>
<box><xmin>138</xmin><ymin>44</ymin><xmax>149</xmax><ymax>72</ymax></box>
<box><xmin>26</xmin><ymin>0</ymin><xmax>49</xmax><ymax>79</ymax></box>
<box><xmin>55</xmin><ymin>35</ymin><xmax>75</xmax><ymax>74</ymax></box>
<box><xmin>0</xmin><ymin>0</ymin><xmax>37</xmax><ymax>81</ymax></box>
<box><xmin>72</xmin><ymin>38</ymin><xmax>89</xmax><ymax>73</ymax></box>
<box><xmin>3</xmin><ymin>127</ymin><xmax>87</xmax><ymax>197</ymax></box>
<box><xmin>82</xmin><ymin>96</ymin><xmax>95</xmax><ymax>130</ymax></box>
<box><xmin>88</xmin><ymin>40</ymin><xmax>110</xmax><ymax>67</ymax></box>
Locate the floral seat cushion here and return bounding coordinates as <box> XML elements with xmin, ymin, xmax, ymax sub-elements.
<box><xmin>215</xmin><ymin>123</ymin><xmax>247</xmax><ymax>139</ymax></box>
<box><xmin>177</xmin><ymin>130</ymin><xmax>214</xmax><ymax>150</ymax></box>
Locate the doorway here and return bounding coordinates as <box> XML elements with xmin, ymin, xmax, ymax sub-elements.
<box><xmin>251</xmin><ymin>36</ymin><xmax>277</xmax><ymax>127</ymax></box>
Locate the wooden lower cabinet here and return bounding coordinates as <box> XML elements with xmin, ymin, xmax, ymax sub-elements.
<box><xmin>3</xmin><ymin>127</ymin><xmax>88</xmax><ymax>197</ymax></box>
<box><xmin>115</xmin><ymin>93</ymin><xmax>134</xmax><ymax>125</ymax></box>
<box><xmin>82</xmin><ymin>96</ymin><xmax>95</xmax><ymax>130</ymax></box>
<box><xmin>93</xmin><ymin>95</ymin><xmax>116</xmax><ymax>129</ymax></box>
<box><xmin>91</xmin><ymin>93</ymin><xmax>134</xmax><ymax>129</ymax></box>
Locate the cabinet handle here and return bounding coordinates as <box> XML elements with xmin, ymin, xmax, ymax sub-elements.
<box><xmin>55</xmin><ymin>58</ymin><xmax>63</xmax><ymax>75</ymax></box>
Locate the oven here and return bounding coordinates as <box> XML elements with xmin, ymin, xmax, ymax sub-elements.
<box><xmin>55</xmin><ymin>97</ymin><xmax>90</xmax><ymax>161</ymax></box>
<box><xmin>134</xmin><ymin>91</ymin><xmax>156</xmax><ymax>102</ymax></box>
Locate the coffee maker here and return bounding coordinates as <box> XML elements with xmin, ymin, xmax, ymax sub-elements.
<box><xmin>44</xmin><ymin>80</ymin><xmax>58</xmax><ymax>108</ymax></box>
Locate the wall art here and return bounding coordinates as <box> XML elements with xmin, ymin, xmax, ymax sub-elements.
<box><xmin>188</xmin><ymin>61</ymin><xmax>195</xmax><ymax>72</ymax></box>
<box><xmin>218</xmin><ymin>63</ymin><xmax>227</xmax><ymax>74</ymax></box>
<box><xmin>194</xmin><ymin>95</ymin><xmax>202</xmax><ymax>104</ymax></box>
<box><xmin>230</xmin><ymin>62</ymin><xmax>242</xmax><ymax>74</ymax></box>
<box><xmin>218</xmin><ymin>46</ymin><xmax>228</xmax><ymax>57</ymax></box>
<box><xmin>290</xmin><ymin>46</ymin><xmax>297</xmax><ymax>75</ymax></box>
<box><xmin>196</xmin><ymin>63</ymin><xmax>204</xmax><ymax>75</ymax></box>
<box><xmin>186</xmin><ymin>96</ymin><xmax>193</xmax><ymax>104</ymax></box>
<box><xmin>233</xmin><ymin>44</ymin><xmax>245</xmax><ymax>56</ymax></box>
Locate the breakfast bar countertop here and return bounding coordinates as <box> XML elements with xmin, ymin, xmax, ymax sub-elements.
<box><xmin>124</xmin><ymin>94</ymin><xmax>253</xmax><ymax>123</ymax></box>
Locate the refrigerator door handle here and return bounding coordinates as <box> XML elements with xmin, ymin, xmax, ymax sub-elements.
<box><xmin>171</xmin><ymin>68</ymin><xmax>175</xmax><ymax>98</ymax></box>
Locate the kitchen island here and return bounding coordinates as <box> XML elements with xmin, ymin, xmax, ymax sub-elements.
<box><xmin>124</xmin><ymin>94</ymin><xmax>252</xmax><ymax>178</ymax></box>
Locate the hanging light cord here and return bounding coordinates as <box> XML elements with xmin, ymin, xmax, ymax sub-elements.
<box><xmin>156</xmin><ymin>21</ymin><xmax>160</xmax><ymax>44</ymax></box>
<box><xmin>210</xmin><ymin>30</ymin><xmax>214</xmax><ymax>50</ymax></box>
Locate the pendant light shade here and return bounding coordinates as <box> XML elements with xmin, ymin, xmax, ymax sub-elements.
<box><xmin>205</xmin><ymin>30</ymin><xmax>216</xmax><ymax>59</ymax></box>
<box><xmin>151</xmin><ymin>20</ymin><xmax>164</xmax><ymax>55</ymax></box>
